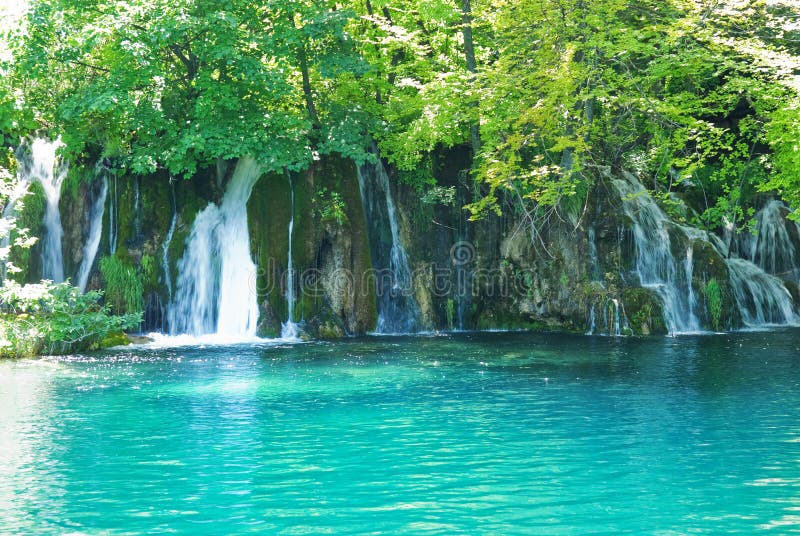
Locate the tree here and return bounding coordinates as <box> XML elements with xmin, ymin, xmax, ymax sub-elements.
<box><xmin>12</xmin><ymin>0</ymin><xmax>316</xmax><ymax>175</ymax></box>
<box><xmin>467</xmin><ymin>0</ymin><xmax>800</xmax><ymax>230</ymax></box>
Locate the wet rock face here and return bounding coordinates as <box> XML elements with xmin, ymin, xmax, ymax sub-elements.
<box><xmin>30</xmin><ymin>145</ymin><xmax>800</xmax><ymax>338</ymax></box>
<box><xmin>392</xmin><ymin>156</ymin><xmax>799</xmax><ymax>335</ymax></box>
<box><xmin>621</xmin><ymin>288</ymin><xmax>667</xmax><ymax>336</ymax></box>
<box><xmin>247</xmin><ymin>156</ymin><xmax>376</xmax><ymax>338</ymax></box>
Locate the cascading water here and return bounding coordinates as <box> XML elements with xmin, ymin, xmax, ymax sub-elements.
<box><xmin>744</xmin><ymin>200</ymin><xmax>800</xmax><ymax>281</ymax></box>
<box><xmin>684</xmin><ymin>246</ymin><xmax>699</xmax><ymax>323</ymax></box>
<box><xmin>161</xmin><ymin>182</ymin><xmax>177</xmax><ymax>300</ymax></box>
<box><xmin>584</xmin><ymin>224</ymin><xmax>631</xmax><ymax>335</ymax></box>
<box><xmin>613</xmin><ymin>174</ymin><xmax>798</xmax><ymax>332</ymax></box>
<box><xmin>613</xmin><ymin>177</ymin><xmax>701</xmax><ymax>334</ymax></box>
<box><xmin>281</xmin><ymin>173</ymin><xmax>300</xmax><ymax>339</ymax></box>
<box><xmin>151</xmin><ymin>184</ymin><xmax>178</xmax><ymax>333</ymax></box>
<box><xmin>587</xmin><ymin>227</ymin><xmax>601</xmax><ymax>282</ymax></box>
<box><xmin>452</xmin><ymin>175</ymin><xmax>473</xmax><ymax>331</ymax></box>
<box><xmin>133</xmin><ymin>178</ymin><xmax>142</xmax><ymax>241</ymax></box>
<box><xmin>356</xmin><ymin>152</ymin><xmax>421</xmax><ymax>333</ymax></box>
<box><xmin>586</xmin><ymin>297</ymin><xmax>629</xmax><ymax>336</ymax></box>
<box><xmin>76</xmin><ymin>168</ymin><xmax>108</xmax><ymax>292</ymax></box>
<box><xmin>168</xmin><ymin>157</ymin><xmax>261</xmax><ymax>338</ymax></box>
<box><xmin>16</xmin><ymin>138</ymin><xmax>67</xmax><ymax>282</ymax></box>
<box><xmin>727</xmin><ymin>258</ymin><xmax>797</xmax><ymax>326</ymax></box>
<box><xmin>608</xmin><ymin>299</ymin><xmax>626</xmax><ymax>336</ymax></box>
<box><xmin>108</xmin><ymin>172</ymin><xmax>118</xmax><ymax>255</ymax></box>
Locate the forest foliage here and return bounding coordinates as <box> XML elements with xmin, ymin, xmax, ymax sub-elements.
<box><xmin>0</xmin><ymin>0</ymin><xmax>799</xmax><ymax>229</ymax></box>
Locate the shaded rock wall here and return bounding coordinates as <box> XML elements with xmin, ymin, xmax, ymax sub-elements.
<box><xmin>21</xmin><ymin>145</ymin><xmax>800</xmax><ymax>337</ymax></box>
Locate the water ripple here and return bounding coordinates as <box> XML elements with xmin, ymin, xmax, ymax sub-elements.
<box><xmin>1</xmin><ymin>330</ymin><xmax>800</xmax><ymax>534</ymax></box>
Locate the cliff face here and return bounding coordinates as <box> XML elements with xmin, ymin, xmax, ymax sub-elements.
<box><xmin>247</xmin><ymin>157</ymin><xmax>376</xmax><ymax>338</ymax></box>
<box><xmin>393</xmin><ymin>152</ymin><xmax>797</xmax><ymax>335</ymax></box>
<box><xmin>29</xmin><ymin>146</ymin><xmax>800</xmax><ymax>337</ymax></box>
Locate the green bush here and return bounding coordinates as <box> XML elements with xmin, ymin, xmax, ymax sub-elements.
<box><xmin>0</xmin><ymin>280</ymin><xmax>141</xmax><ymax>357</ymax></box>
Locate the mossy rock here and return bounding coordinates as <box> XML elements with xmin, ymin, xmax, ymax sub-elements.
<box><xmin>692</xmin><ymin>240</ymin><xmax>728</xmax><ymax>281</ymax></box>
<box><xmin>317</xmin><ymin>321</ymin><xmax>345</xmax><ymax>339</ymax></box>
<box><xmin>256</xmin><ymin>299</ymin><xmax>280</xmax><ymax>338</ymax></box>
<box><xmin>248</xmin><ymin>169</ymin><xmax>294</xmax><ymax>330</ymax></box>
<box><xmin>621</xmin><ymin>288</ymin><xmax>667</xmax><ymax>335</ymax></box>
<box><xmin>304</xmin><ymin>305</ymin><xmax>349</xmax><ymax>339</ymax></box>
<box><xmin>248</xmin><ymin>155</ymin><xmax>376</xmax><ymax>337</ymax></box>
<box><xmin>691</xmin><ymin>246</ymin><xmax>741</xmax><ymax>330</ymax></box>
<box><xmin>99</xmin><ymin>331</ymin><xmax>131</xmax><ymax>349</ymax></box>
<box><xmin>473</xmin><ymin>305</ymin><xmax>584</xmax><ymax>334</ymax></box>
<box><xmin>9</xmin><ymin>180</ymin><xmax>46</xmax><ymax>283</ymax></box>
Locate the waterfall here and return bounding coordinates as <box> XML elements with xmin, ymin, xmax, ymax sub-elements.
<box><xmin>614</xmin><ymin>174</ymin><xmax>799</xmax><ymax>332</ymax></box>
<box><xmin>281</xmin><ymin>173</ymin><xmax>300</xmax><ymax>339</ymax></box>
<box><xmin>727</xmin><ymin>258</ymin><xmax>797</xmax><ymax>326</ymax></box>
<box><xmin>611</xmin><ymin>299</ymin><xmax>625</xmax><ymax>336</ymax></box>
<box><xmin>703</xmin><ymin>202</ymin><xmax>798</xmax><ymax>327</ymax></box>
<box><xmin>589</xmin><ymin>297</ymin><xmax>629</xmax><ymax>336</ymax></box>
<box><xmin>356</xmin><ymin>152</ymin><xmax>421</xmax><ymax>333</ymax></box>
<box><xmin>162</xmin><ymin>182</ymin><xmax>177</xmax><ymax>300</ymax></box>
<box><xmin>16</xmin><ymin>138</ymin><xmax>67</xmax><ymax>283</ymax></box>
<box><xmin>746</xmin><ymin>200</ymin><xmax>800</xmax><ymax>281</ymax></box>
<box><xmin>76</xmin><ymin>170</ymin><xmax>108</xmax><ymax>292</ymax></box>
<box><xmin>585</xmin><ymin>226</ymin><xmax>632</xmax><ymax>336</ymax></box>
<box><xmin>613</xmin><ymin>177</ymin><xmax>701</xmax><ymax>334</ymax></box>
<box><xmin>684</xmin><ymin>246</ymin><xmax>699</xmax><ymax>322</ymax></box>
<box><xmin>168</xmin><ymin>157</ymin><xmax>261</xmax><ymax>338</ymax></box>
<box><xmin>452</xmin><ymin>177</ymin><xmax>473</xmax><ymax>331</ymax></box>
<box><xmin>588</xmin><ymin>227</ymin><xmax>601</xmax><ymax>282</ymax></box>
<box><xmin>133</xmin><ymin>178</ymin><xmax>142</xmax><ymax>241</ymax></box>
<box><xmin>586</xmin><ymin>300</ymin><xmax>625</xmax><ymax>336</ymax></box>
<box><xmin>108</xmin><ymin>172</ymin><xmax>118</xmax><ymax>255</ymax></box>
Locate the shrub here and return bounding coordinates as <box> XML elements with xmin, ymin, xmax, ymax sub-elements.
<box><xmin>0</xmin><ymin>280</ymin><xmax>141</xmax><ymax>357</ymax></box>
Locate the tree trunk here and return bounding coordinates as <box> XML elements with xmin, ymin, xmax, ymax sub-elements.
<box><xmin>298</xmin><ymin>44</ymin><xmax>319</xmax><ymax>128</ymax></box>
<box><xmin>289</xmin><ymin>14</ymin><xmax>319</xmax><ymax>129</ymax></box>
<box><xmin>461</xmin><ymin>0</ymin><xmax>481</xmax><ymax>156</ymax></box>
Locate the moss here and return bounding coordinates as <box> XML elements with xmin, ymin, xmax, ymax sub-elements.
<box><xmin>326</xmin><ymin>157</ymin><xmax>377</xmax><ymax>333</ymax></box>
<box><xmin>691</xmin><ymin>241</ymin><xmax>741</xmax><ymax>330</ymax></box>
<box><xmin>248</xmin><ymin>170</ymin><xmax>291</xmax><ymax>335</ymax></box>
<box><xmin>445</xmin><ymin>298</ymin><xmax>455</xmax><ymax>330</ymax></box>
<box><xmin>139</xmin><ymin>176</ymin><xmax>172</xmax><ymax>252</ymax></box>
<box><xmin>621</xmin><ymin>288</ymin><xmax>667</xmax><ymax>335</ymax></box>
<box><xmin>248</xmin><ymin>155</ymin><xmax>377</xmax><ymax>336</ymax></box>
<box><xmin>317</xmin><ymin>322</ymin><xmax>345</xmax><ymax>339</ymax></box>
<box><xmin>9</xmin><ymin>180</ymin><xmax>46</xmax><ymax>283</ymax></box>
<box><xmin>140</xmin><ymin>254</ymin><xmax>158</xmax><ymax>293</ymax></box>
<box><xmin>61</xmin><ymin>163</ymin><xmax>89</xmax><ymax>200</ymax></box>
<box><xmin>473</xmin><ymin>305</ymin><xmax>584</xmax><ymax>334</ymax></box>
<box><xmin>100</xmin><ymin>331</ymin><xmax>131</xmax><ymax>348</ymax></box>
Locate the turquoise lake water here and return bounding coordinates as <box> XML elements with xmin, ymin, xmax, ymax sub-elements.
<box><xmin>1</xmin><ymin>330</ymin><xmax>800</xmax><ymax>534</ymax></box>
